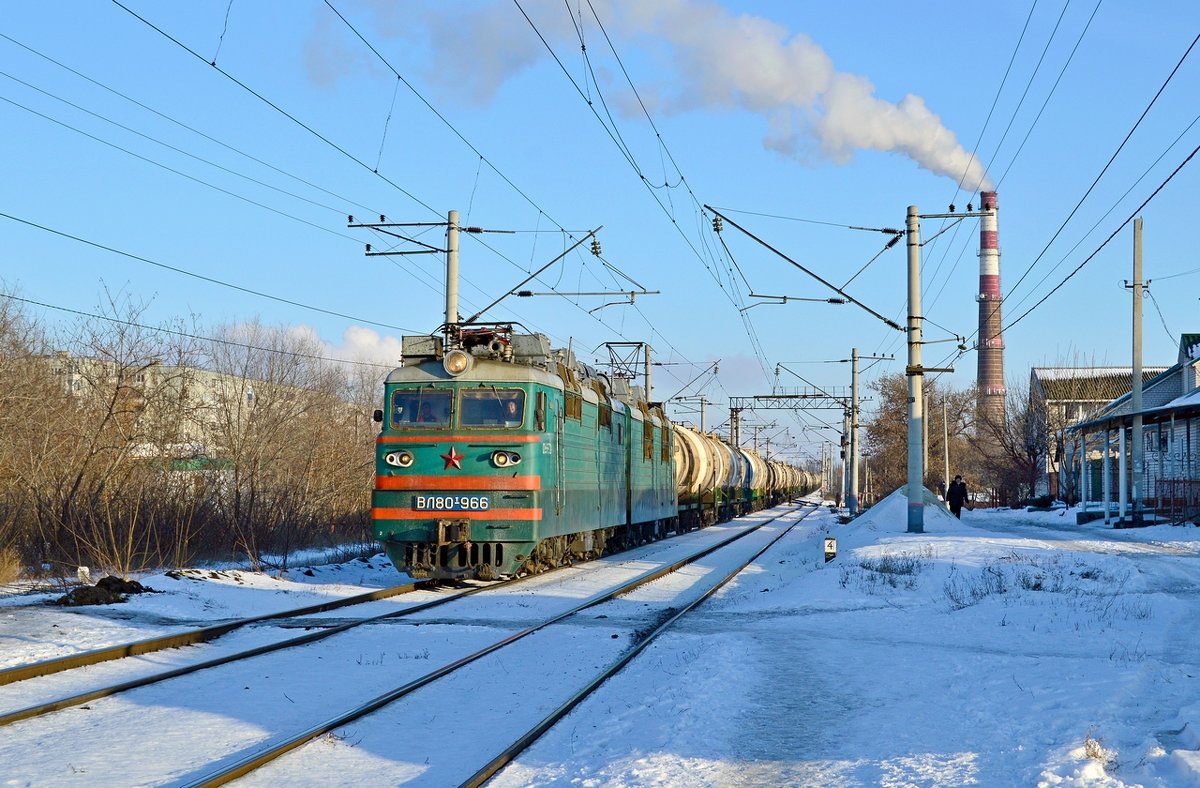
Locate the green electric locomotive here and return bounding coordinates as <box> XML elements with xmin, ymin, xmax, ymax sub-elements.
<box><xmin>372</xmin><ymin>325</ymin><xmax>677</xmax><ymax>580</ymax></box>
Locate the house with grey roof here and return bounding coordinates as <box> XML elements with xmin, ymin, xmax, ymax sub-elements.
<box><xmin>1029</xmin><ymin>365</ymin><xmax>1169</xmax><ymax>498</ymax></box>
<box><xmin>1063</xmin><ymin>333</ymin><xmax>1200</xmax><ymax>524</ymax></box>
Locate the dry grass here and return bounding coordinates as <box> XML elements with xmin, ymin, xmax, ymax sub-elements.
<box><xmin>1084</xmin><ymin>730</ymin><xmax>1118</xmax><ymax>770</ymax></box>
<box><xmin>0</xmin><ymin>546</ymin><xmax>21</xmax><ymax>584</ymax></box>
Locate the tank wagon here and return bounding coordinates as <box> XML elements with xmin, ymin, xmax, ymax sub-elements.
<box><xmin>372</xmin><ymin>325</ymin><xmax>817</xmax><ymax>580</ymax></box>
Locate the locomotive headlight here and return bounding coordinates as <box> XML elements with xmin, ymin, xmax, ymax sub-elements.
<box><xmin>443</xmin><ymin>349</ymin><xmax>472</xmax><ymax>376</ymax></box>
<box><xmin>491</xmin><ymin>450</ymin><xmax>521</xmax><ymax>467</ymax></box>
<box><xmin>385</xmin><ymin>451</ymin><xmax>414</xmax><ymax>468</ymax></box>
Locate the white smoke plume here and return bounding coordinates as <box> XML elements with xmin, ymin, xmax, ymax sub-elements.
<box><xmin>311</xmin><ymin>0</ymin><xmax>992</xmax><ymax>191</ymax></box>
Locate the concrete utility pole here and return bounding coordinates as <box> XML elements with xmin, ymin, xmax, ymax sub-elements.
<box><xmin>943</xmin><ymin>400</ymin><xmax>950</xmax><ymax>496</ymax></box>
<box><xmin>1130</xmin><ymin>218</ymin><xmax>1145</xmax><ymax>523</ymax></box>
<box><xmin>905</xmin><ymin>206</ymin><xmax>925</xmax><ymax>533</ymax></box>
<box><xmin>844</xmin><ymin>348</ymin><xmax>891</xmax><ymax>517</ymax></box>
<box><xmin>903</xmin><ymin>204</ymin><xmax>980</xmax><ymax>531</ymax></box>
<box><xmin>644</xmin><ymin>344</ymin><xmax>653</xmax><ymax>402</ymax></box>
<box><xmin>446</xmin><ymin>209</ymin><xmax>460</xmax><ymax>337</ymax></box>
<box><xmin>842</xmin><ymin>410</ymin><xmax>851</xmax><ymax>509</ymax></box>
<box><xmin>848</xmin><ymin>347</ymin><xmax>860</xmax><ymax>516</ymax></box>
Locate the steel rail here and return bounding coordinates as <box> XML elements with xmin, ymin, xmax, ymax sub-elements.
<box><xmin>0</xmin><ymin>511</ymin><xmax>744</xmax><ymax>728</ymax></box>
<box><xmin>0</xmin><ymin>576</ymin><xmax>513</xmax><ymax>728</ymax></box>
<box><xmin>179</xmin><ymin>507</ymin><xmax>800</xmax><ymax>787</ymax></box>
<box><xmin>0</xmin><ymin>579</ymin><xmax>430</xmax><ymax>687</ymax></box>
<box><xmin>463</xmin><ymin>502</ymin><xmax>822</xmax><ymax>786</ymax></box>
<box><xmin>0</xmin><ymin>509</ymin><xmax>747</xmax><ymax>728</ymax></box>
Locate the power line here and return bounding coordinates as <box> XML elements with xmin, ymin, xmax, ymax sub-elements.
<box><xmin>959</xmin><ymin>30</ymin><xmax>1200</xmax><ymax>353</ymax></box>
<box><xmin>0</xmin><ymin>91</ymin><xmax>360</xmax><ymax>244</ymax></box>
<box><xmin>992</xmin><ymin>0</ymin><xmax>1104</xmax><ymax>189</ymax></box>
<box><xmin>564</xmin><ymin>1</ymin><xmax>788</xmax><ymax>378</ymax></box>
<box><xmin>0</xmin><ymin>32</ymin><xmax>384</xmax><ymax>217</ymax></box>
<box><xmin>1009</xmin><ymin>108</ymin><xmax>1200</xmax><ymax>314</ymax></box>
<box><xmin>1006</xmin><ymin>29</ymin><xmax>1200</xmax><ymax>305</ymax></box>
<box><xmin>1001</xmin><ymin>141</ymin><xmax>1200</xmax><ymax>335</ymax></box>
<box><xmin>0</xmin><ymin>68</ymin><xmax>354</xmax><ymax>217</ymax></box>
<box><xmin>0</xmin><ymin>211</ymin><xmax>421</xmax><ymax>333</ymax></box>
<box><xmin>0</xmin><ymin>30</ymin><xmax>468</xmax><ymax>312</ymax></box>
<box><xmin>112</xmin><ymin>0</ymin><xmax>439</xmax><ymax>216</ymax></box>
<box><xmin>1</xmin><ymin>292</ymin><xmax>395</xmax><ymax>370</ymax></box>
<box><xmin>982</xmin><ymin>0</ymin><xmax>1074</xmax><ymax>185</ymax></box>
<box><xmin>321</xmin><ymin>0</ymin><xmax>559</xmax><ymax>219</ymax></box>
<box><xmin>920</xmin><ymin>27</ymin><xmax>1200</xmax><ymax>381</ymax></box>
<box><xmin>34</xmin><ymin>6</ymin><xmax>630</xmax><ymax>361</ymax></box>
<box><xmin>512</xmin><ymin>0</ymin><xmax>749</xmax><ymax>314</ymax></box>
<box><xmin>892</xmin><ymin>1</ymin><xmax>1062</xmax><ymax>369</ymax></box>
<box><xmin>311</xmin><ymin>0</ymin><xmax>758</xmax><ymax>397</ymax></box>
<box><xmin>315</xmin><ymin>1</ymin><xmax>697</xmax><ymax>361</ymax></box>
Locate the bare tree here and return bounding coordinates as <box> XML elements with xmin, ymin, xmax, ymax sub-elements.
<box><xmin>972</xmin><ymin>378</ymin><xmax>1049</xmax><ymax>507</ymax></box>
<box><xmin>26</xmin><ymin>291</ymin><xmax>205</xmax><ymax>576</ymax></box>
<box><xmin>862</xmin><ymin>374</ymin><xmax>908</xmax><ymax>497</ymax></box>
<box><xmin>1</xmin><ymin>286</ymin><xmax>380</xmax><ymax>579</ymax></box>
<box><xmin>204</xmin><ymin>323</ymin><xmax>374</xmax><ymax>568</ymax></box>
<box><xmin>0</xmin><ymin>291</ymin><xmax>61</xmax><ymax>572</ymax></box>
<box><xmin>861</xmin><ymin>373</ymin><xmax>976</xmax><ymax>501</ymax></box>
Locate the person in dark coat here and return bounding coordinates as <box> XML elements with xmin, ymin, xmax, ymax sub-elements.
<box><xmin>947</xmin><ymin>475</ymin><xmax>968</xmax><ymax>518</ymax></box>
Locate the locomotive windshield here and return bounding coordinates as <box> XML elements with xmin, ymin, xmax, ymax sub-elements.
<box><xmin>460</xmin><ymin>388</ymin><xmax>525</xmax><ymax>428</ymax></box>
<box><xmin>391</xmin><ymin>388</ymin><xmax>451</xmax><ymax>428</ymax></box>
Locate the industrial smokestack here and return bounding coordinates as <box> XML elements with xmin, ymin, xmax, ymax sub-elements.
<box><xmin>976</xmin><ymin>191</ymin><xmax>1005</xmax><ymax>427</ymax></box>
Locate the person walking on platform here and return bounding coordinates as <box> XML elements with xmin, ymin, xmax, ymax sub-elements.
<box><xmin>947</xmin><ymin>475</ymin><xmax>968</xmax><ymax>519</ymax></box>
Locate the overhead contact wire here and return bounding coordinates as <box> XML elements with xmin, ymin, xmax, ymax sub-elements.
<box><xmin>0</xmin><ymin>212</ymin><xmax>419</xmax><ymax>334</ymax></box>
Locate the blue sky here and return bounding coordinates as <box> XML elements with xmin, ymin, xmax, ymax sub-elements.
<box><xmin>3</xmin><ymin>1</ymin><xmax>1198</xmax><ymax>463</ymax></box>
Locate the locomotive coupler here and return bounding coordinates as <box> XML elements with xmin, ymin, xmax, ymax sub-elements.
<box><xmin>436</xmin><ymin>519</ymin><xmax>471</xmax><ymax>545</ymax></box>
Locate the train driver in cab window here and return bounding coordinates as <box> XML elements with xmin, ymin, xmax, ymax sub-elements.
<box><xmin>501</xmin><ymin>397</ymin><xmax>522</xmax><ymax>426</ymax></box>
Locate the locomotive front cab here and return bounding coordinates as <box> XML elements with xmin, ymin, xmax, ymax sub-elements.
<box><xmin>372</xmin><ymin>338</ymin><xmax>556</xmax><ymax>580</ymax></box>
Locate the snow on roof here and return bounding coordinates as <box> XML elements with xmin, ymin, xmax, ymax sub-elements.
<box><xmin>1032</xmin><ymin>367</ymin><xmax>1156</xmax><ymax>379</ymax></box>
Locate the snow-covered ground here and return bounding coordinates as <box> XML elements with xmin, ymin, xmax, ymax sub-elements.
<box><xmin>4</xmin><ymin>496</ymin><xmax>1200</xmax><ymax>786</ymax></box>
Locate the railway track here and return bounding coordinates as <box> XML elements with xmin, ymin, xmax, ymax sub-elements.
<box><xmin>0</xmin><ymin>577</ymin><xmax>508</xmax><ymax>728</ymax></box>
<box><xmin>0</xmin><ymin>503</ymin><xmax>821</xmax><ymax>785</ymax></box>
<box><xmin>0</xmin><ymin>510</ymin><xmax>744</xmax><ymax>727</ymax></box>
<box><xmin>212</xmin><ymin>504</ymin><xmax>820</xmax><ymax>785</ymax></box>
<box><xmin>458</xmin><ymin>502</ymin><xmax>824</xmax><ymax>787</ymax></box>
<box><xmin>0</xmin><ymin>579</ymin><xmax>431</xmax><ymax>687</ymax></box>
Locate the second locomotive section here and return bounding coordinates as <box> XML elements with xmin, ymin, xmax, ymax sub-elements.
<box><xmin>372</xmin><ymin>329</ymin><xmax>676</xmax><ymax>580</ymax></box>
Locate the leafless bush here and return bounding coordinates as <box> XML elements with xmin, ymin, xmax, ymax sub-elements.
<box><xmin>0</xmin><ymin>289</ymin><xmax>377</xmax><ymax>575</ymax></box>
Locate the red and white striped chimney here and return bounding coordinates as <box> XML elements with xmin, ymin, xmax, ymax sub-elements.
<box><xmin>977</xmin><ymin>191</ymin><xmax>1005</xmax><ymax>426</ymax></box>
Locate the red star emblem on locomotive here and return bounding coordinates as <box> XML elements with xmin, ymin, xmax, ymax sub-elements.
<box><xmin>441</xmin><ymin>446</ymin><xmax>463</xmax><ymax>470</ymax></box>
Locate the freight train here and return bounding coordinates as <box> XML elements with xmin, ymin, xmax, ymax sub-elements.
<box><xmin>371</xmin><ymin>325</ymin><xmax>818</xmax><ymax>580</ymax></box>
